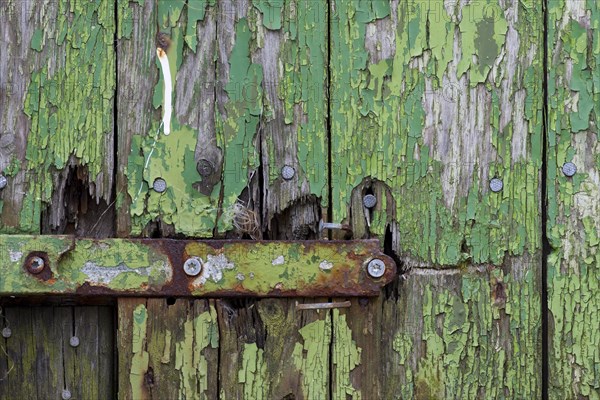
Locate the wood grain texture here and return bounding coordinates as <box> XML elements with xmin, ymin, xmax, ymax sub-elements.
<box><xmin>329</xmin><ymin>0</ymin><xmax>543</xmax><ymax>397</ymax></box>
<box><xmin>0</xmin><ymin>306</ymin><xmax>114</xmax><ymax>400</ymax></box>
<box><xmin>547</xmin><ymin>1</ymin><xmax>600</xmax><ymax>398</ymax></box>
<box><xmin>117</xmin><ymin>298</ymin><xmax>218</xmax><ymax>400</ymax></box>
<box><xmin>0</xmin><ymin>0</ymin><xmax>115</xmax><ymax>235</ymax></box>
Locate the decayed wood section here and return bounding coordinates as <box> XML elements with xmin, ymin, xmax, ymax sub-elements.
<box><xmin>547</xmin><ymin>0</ymin><xmax>600</xmax><ymax>398</ymax></box>
<box><xmin>0</xmin><ymin>306</ymin><xmax>114</xmax><ymax>399</ymax></box>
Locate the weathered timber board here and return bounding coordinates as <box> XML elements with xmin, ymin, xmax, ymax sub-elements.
<box><xmin>0</xmin><ymin>0</ymin><xmax>115</xmax><ymax>236</ymax></box>
<box><xmin>0</xmin><ymin>306</ymin><xmax>114</xmax><ymax>400</ymax></box>
<box><xmin>547</xmin><ymin>1</ymin><xmax>600</xmax><ymax>398</ymax></box>
<box><xmin>117</xmin><ymin>0</ymin><xmax>328</xmax><ymax>238</ymax></box>
<box><xmin>329</xmin><ymin>0</ymin><xmax>543</xmax><ymax>397</ymax></box>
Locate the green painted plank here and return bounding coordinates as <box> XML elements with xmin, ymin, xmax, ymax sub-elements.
<box><xmin>0</xmin><ymin>0</ymin><xmax>116</xmax><ymax>234</ymax></box>
<box><xmin>547</xmin><ymin>1</ymin><xmax>600</xmax><ymax>398</ymax></box>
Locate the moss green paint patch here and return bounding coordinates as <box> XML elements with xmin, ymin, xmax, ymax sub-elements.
<box><xmin>129</xmin><ymin>304</ymin><xmax>149</xmax><ymax>400</ymax></box>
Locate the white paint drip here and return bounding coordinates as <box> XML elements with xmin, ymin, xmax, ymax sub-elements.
<box><xmin>319</xmin><ymin>260</ymin><xmax>333</xmax><ymax>271</ymax></box>
<box><xmin>9</xmin><ymin>251</ymin><xmax>23</xmax><ymax>263</ymax></box>
<box><xmin>272</xmin><ymin>255</ymin><xmax>285</xmax><ymax>266</ymax></box>
<box><xmin>197</xmin><ymin>254</ymin><xmax>235</xmax><ymax>284</ymax></box>
<box><xmin>81</xmin><ymin>262</ymin><xmax>151</xmax><ymax>285</ymax></box>
<box><xmin>157</xmin><ymin>48</ymin><xmax>172</xmax><ymax>135</ymax></box>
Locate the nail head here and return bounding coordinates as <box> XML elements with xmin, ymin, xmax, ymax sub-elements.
<box><xmin>153</xmin><ymin>178</ymin><xmax>167</xmax><ymax>193</ymax></box>
<box><xmin>62</xmin><ymin>389</ymin><xmax>72</xmax><ymax>400</ymax></box>
<box><xmin>183</xmin><ymin>257</ymin><xmax>202</xmax><ymax>277</ymax></box>
<box><xmin>363</xmin><ymin>194</ymin><xmax>377</xmax><ymax>208</ymax></box>
<box><xmin>281</xmin><ymin>165</ymin><xmax>295</xmax><ymax>181</ymax></box>
<box><xmin>197</xmin><ymin>159</ymin><xmax>214</xmax><ymax>177</ymax></box>
<box><xmin>0</xmin><ymin>175</ymin><xmax>7</xmax><ymax>190</ymax></box>
<box><xmin>489</xmin><ymin>178</ymin><xmax>503</xmax><ymax>193</ymax></box>
<box><xmin>562</xmin><ymin>162</ymin><xmax>577</xmax><ymax>177</ymax></box>
<box><xmin>1</xmin><ymin>327</ymin><xmax>11</xmax><ymax>338</ymax></box>
<box><xmin>70</xmin><ymin>336</ymin><xmax>80</xmax><ymax>348</ymax></box>
<box><xmin>367</xmin><ymin>259</ymin><xmax>386</xmax><ymax>278</ymax></box>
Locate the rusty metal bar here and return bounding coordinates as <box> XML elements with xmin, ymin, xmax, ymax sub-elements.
<box><xmin>0</xmin><ymin>236</ymin><xmax>396</xmax><ymax>297</ymax></box>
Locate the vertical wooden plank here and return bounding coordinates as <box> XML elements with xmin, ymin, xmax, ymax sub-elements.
<box><xmin>0</xmin><ymin>0</ymin><xmax>116</xmax><ymax>235</ymax></box>
<box><xmin>216</xmin><ymin>298</ymin><xmax>331</xmax><ymax>399</ymax></box>
<box><xmin>117</xmin><ymin>298</ymin><xmax>219</xmax><ymax>399</ymax></box>
<box><xmin>330</xmin><ymin>0</ymin><xmax>543</xmax><ymax>397</ymax></box>
<box><xmin>547</xmin><ymin>1</ymin><xmax>600</xmax><ymax>398</ymax></box>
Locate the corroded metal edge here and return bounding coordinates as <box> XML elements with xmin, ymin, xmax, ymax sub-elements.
<box><xmin>0</xmin><ymin>236</ymin><xmax>396</xmax><ymax>297</ymax></box>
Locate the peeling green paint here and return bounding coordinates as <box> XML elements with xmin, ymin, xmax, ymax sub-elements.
<box><xmin>330</xmin><ymin>0</ymin><xmax>542</xmax><ymax>265</ymax></box>
<box><xmin>332</xmin><ymin>309</ymin><xmax>361</xmax><ymax>400</ymax></box>
<box><xmin>175</xmin><ymin>305</ymin><xmax>219</xmax><ymax>398</ymax></box>
<box><xmin>238</xmin><ymin>342</ymin><xmax>268</xmax><ymax>398</ymax></box>
<box><xmin>292</xmin><ymin>314</ymin><xmax>331</xmax><ymax>399</ymax></box>
<box><xmin>129</xmin><ymin>304</ymin><xmax>149</xmax><ymax>400</ymax></box>
<box><xmin>547</xmin><ymin>1</ymin><xmax>600</xmax><ymax>398</ymax></box>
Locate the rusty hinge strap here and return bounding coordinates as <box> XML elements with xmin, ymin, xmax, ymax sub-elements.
<box><xmin>0</xmin><ymin>236</ymin><xmax>396</xmax><ymax>297</ymax></box>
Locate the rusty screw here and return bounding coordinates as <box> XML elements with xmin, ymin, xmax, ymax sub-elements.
<box><xmin>0</xmin><ymin>175</ymin><xmax>7</xmax><ymax>190</ymax></box>
<box><xmin>197</xmin><ymin>159</ymin><xmax>214</xmax><ymax>177</ymax></box>
<box><xmin>153</xmin><ymin>178</ymin><xmax>167</xmax><ymax>193</ymax></box>
<box><xmin>281</xmin><ymin>165</ymin><xmax>295</xmax><ymax>181</ymax></box>
<box><xmin>363</xmin><ymin>194</ymin><xmax>377</xmax><ymax>208</ymax></box>
<box><xmin>1</xmin><ymin>327</ymin><xmax>11</xmax><ymax>339</ymax></box>
<box><xmin>70</xmin><ymin>336</ymin><xmax>80</xmax><ymax>348</ymax></box>
<box><xmin>367</xmin><ymin>259</ymin><xmax>386</xmax><ymax>278</ymax></box>
<box><xmin>562</xmin><ymin>162</ymin><xmax>577</xmax><ymax>177</ymax></box>
<box><xmin>183</xmin><ymin>257</ymin><xmax>202</xmax><ymax>277</ymax></box>
<box><xmin>26</xmin><ymin>256</ymin><xmax>45</xmax><ymax>274</ymax></box>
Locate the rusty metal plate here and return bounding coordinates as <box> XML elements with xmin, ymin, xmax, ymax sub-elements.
<box><xmin>0</xmin><ymin>236</ymin><xmax>396</xmax><ymax>297</ymax></box>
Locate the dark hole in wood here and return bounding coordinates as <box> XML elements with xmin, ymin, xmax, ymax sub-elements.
<box><xmin>166</xmin><ymin>297</ymin><xmax>176</xmax><ymax>306</ymax></box>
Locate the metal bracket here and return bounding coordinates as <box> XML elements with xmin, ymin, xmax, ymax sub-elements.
<box><xmin>0</xmin><ymin>236</ymin><xmax>396</xmax><ymax>297</ymax></box>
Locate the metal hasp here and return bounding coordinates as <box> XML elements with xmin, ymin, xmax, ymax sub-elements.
<box><xmin>0</xmin><ymin>236</ymin><xmax>396</xmax><ymax>297</ymax></box>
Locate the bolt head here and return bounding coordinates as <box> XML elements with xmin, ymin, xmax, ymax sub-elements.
<box><xmin>27</xmin><ymin>256</ymin><xmax>45</xmax><ymax>274</ymax></box>
<box><xmin>367</xmin><ymin>259</ymin><xmax>386</xmax><ymax>278</ymax></box>
<box><xmin>0</xmin><ymin>175</ymin><xmax>7</xmax><ymax>190</ymax></box>
<box><xmin>562</xmin><ymin>162</ymin><xmax>577</xmax><ymax>177</ymax></box>
<box><xmin>62</xmin><ymin>389</ymin><xmax>72</xmax><ymax>400</ymax></box>
<box><xmin>70</xmin><ymin>336</ymin><xmax>80</xmax><ymax>348</ymax></box>
<box><xmin>152</xmin><ymin>178</ymin><xmax>167</xmax><ymax>193</ymax></box>
<box><xmin>363</xmin><ymin>194</ymin><xmax>377</xmax><ymax>208</ymax></box>
<box><xmin>489</xmin><ymin>178</ymin><xmax>503</xmax><ymax>193</ymax></box>
<box><xmin>197</xmin><ymin>159</ymin><xmax>214</xmax><ymax>177</ymax></box>
<box><xmin>1</xmin><ymin>327</ymin><xmax>11</xmax><ymax>338</ymax></box>
<box><xmin>183</xmin><ymin>257</ymin><xmax>202</xmax><ymax>277</ymax></box>
<box><xmin>281</xmin><ymin>165</ymin><xmax>295</xmax><ymax>181</ymax></box>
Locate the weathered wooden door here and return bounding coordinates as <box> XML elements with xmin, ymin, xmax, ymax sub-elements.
<box><xmin>1</xmin><ymin>0</ymin><xmax>599</xmax><ymax>399</ymax></box>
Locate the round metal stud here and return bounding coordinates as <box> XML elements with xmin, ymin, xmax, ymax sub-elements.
<box><xmin>27</xmin><ymin>256</ymin><xmax>45</xmax><ymax>274</ymax></box>
<box><xmin>0</xmin><ymin>175</ymin><xmax>7</xmax><ymax>190</ymax></box>
<box><xmin>152</xmin><ymin>178</ymin><xmax>167</xmax><ymax>193</ymax></box>
<box><xmin>489</xmin><ymin>178</ymin><xmax>503</xmax><ymax>193</ymax></box>
<box><xmin>367</xmin><ymin>259</ymin><xmax>386</xmax><ymax>278</ymax></box>
<box><xmin>363</xmin><ymin>194</ymin><xmax>377</xmax><ymax>209</ymax></box>
<box><xmin>62</xmin><ymin>389</ymin><xmax>72</xmax><ymax>400</ymax></box>
<box><xmin>183</xmin><ymin>257</ymin><xmax>202</xmax><ymax>277</ymax></box>
<box><xmin>281</xmin><ymin>165</ymin><xmax>295</xmax><ymax>181</ymax></box>
<box><xmin>197</xmin><ymin>159</ymin><xmax>214</xmax><ymax>177</ymax></box>
<box><xmin>70</xmin><ymin>336</ymin><xmax>80</xmax><ymax>348</ymax></box>
<box><xmin>1</xmin><ymin>327</ymin><xmax>11</xmax><ymax>339</ymax></box>
<box><xmin>562</xmin><ymin>162</ymin><xmax>577</xmax><ymax>177</ymax></box>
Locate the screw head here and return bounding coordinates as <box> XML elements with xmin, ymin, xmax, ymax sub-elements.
<box><xmin>562</xmin><ymin>162</ymin><xmax>577</xmax><ymax>177</ymax></box>
<box><xmin>363</xmin><ymin>194</ymin><xmax>377</xmax><ymax>208</ymax></box>
<box><xmin>183</xmin><ymin>257</ymin><xmax>202</xmax><ymax>277</ymax></box>
<box><xmin>281</xmin><ymin>165</ymin><xmax>295</xmax><ymax>181</ymax></box>
<box><xmin>489</xmin><ymin>178</ymin><xmax>503</xmax><ymax>193</ymax></box>
<box><xmin>367</xmin><ymin>259</ymin><xmax>386</xmax><ymax>278</ymax></box>
<box><xmin>0</xmin><ymin>175</ymin><xmax>7</xmax><ymax>190</ymax></box>
<box><xmin>197</xmin><ymin>159</ymin><xmax>214</xmax><ymax>177</ymax></box>
<box><xmin>1</xmin><ymin>327</ymin><xmax>11</xmax><ymax>338</ymax></box>
<box><xmin>152</xmin><ymin>178</ymin><xmax>167</xmax><ymax>193</ymax></box>
<box><xmin>27</xmin><ymin>256</ymin><xmax>45</xmax><ymax>274</ymax></box>
<box><xmin>69</xmin><ymin>336</ymin><xmax>80</xmax><ymax>348</ymax></box>
<box><xmin>62</xmin><ymin>389</ymin><xmax>72</xmax><ymax>400</ymax></box>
